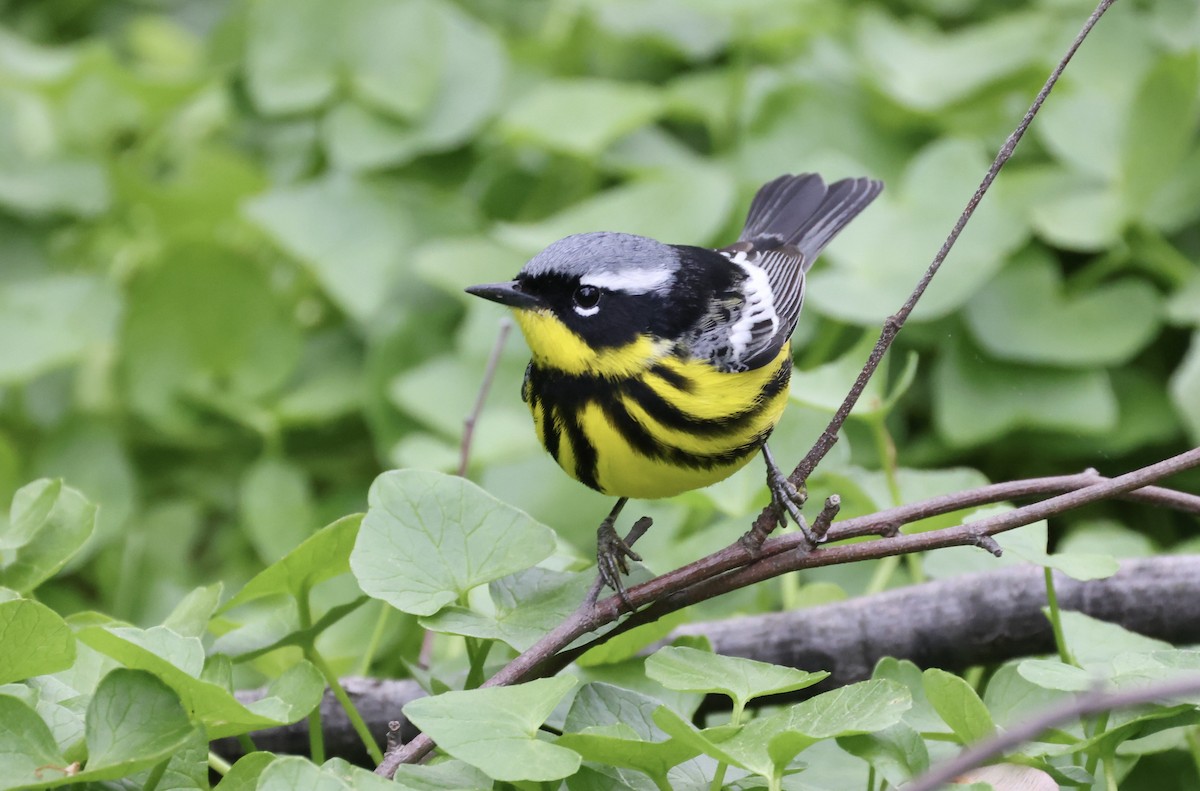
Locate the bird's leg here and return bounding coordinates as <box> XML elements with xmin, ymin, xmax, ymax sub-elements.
<box><xmin>762</xmin><ymin>444</ymin><xmax>819</xmax><ymax>547</ymax></box>
<box><xmin>594</xmin><ymin>497</ymin><xmax>643</xmax><ymax>608</ymax></box>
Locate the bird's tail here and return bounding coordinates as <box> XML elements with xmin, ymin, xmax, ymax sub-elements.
<box><xmin>739</xmin><ymin>174</ymin><xmax>883</xmax><ymax>270</ymax></box>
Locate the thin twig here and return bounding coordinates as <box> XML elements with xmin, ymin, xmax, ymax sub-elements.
<box><xmin>746</xmin><ymin>0</ymin><xmax>1119</xmax><ymax>544</ymax></box>
<box><xmin>376</xmin><ymin>450</ymin><xmax>1200</xmax><ymax>774</ymax></box>
<box><xmin>457</xmin><ymin>317</ymin><xmax>512</xmax><ymax>477</ymax></box>
<box><xmin>902</xmin><ymin>674</ymin><xmax>1200</xmax><ymax>791</ymax></box>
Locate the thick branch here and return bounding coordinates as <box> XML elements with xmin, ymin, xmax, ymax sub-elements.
<box><xmin>231</xmin><ymin>555</ymin><xmax>1200</xmax><ymax>760</ymax></box>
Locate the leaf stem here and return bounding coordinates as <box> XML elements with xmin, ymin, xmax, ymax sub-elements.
<box><xmin>358</xmin><ymin>603</ymin><xmax>391</xmax><ymax>676</ymax></box>
<box><xmin>310</xmin><ymin>648</ymin><xmax>385</xmax><ymax>764</ymax></box>
<box><xmin>207</xmin><ymin>751</ymin><xmax>232</xmax><ymax>776</ymax></box>
<box><xmin>297</xmin><ymin>585</ymin><xmax>325</xmax><ymax>764</ymax></box>
<box><xmin>1043</xmin><ymin>566</ymin><xmax>1077</xmax><ymax>667</ymax></box>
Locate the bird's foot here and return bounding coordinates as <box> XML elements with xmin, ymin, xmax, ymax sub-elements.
<box><xmin>595</xmin><ymin>517</ymin><xmax>644</xmax><ymax>610</ymax></box>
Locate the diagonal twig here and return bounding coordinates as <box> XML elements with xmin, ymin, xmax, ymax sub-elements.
<box><xmin>746</xmin><ymin>0</ymin><xmax>1120</xmax><ymax>544</ymax></box>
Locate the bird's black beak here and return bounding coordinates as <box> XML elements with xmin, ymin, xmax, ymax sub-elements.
<box><xmin>465</xmin><ymin>280</ymin><xmax>544</xmax><ymax>310</ymax></box>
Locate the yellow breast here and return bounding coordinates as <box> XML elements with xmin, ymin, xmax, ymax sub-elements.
<box><xmin>524</xmin><ymin>338</ymin><xmax>792</xmax><ymax>500</ymax></box>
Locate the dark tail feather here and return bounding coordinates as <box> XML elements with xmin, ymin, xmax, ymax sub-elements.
<box><xmin>740</xmin><ymin>174</ymin><xmax>883</xmax><ymax>268</ymax></box>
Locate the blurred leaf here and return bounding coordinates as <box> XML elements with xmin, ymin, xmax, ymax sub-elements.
<box><xmin>585</xmin><ymin>0</ymin><xmax>730</xmax><ymax>61</ymax></box>
<box><xmin>1017</xmin><ymin>659</ymin><xmax>1096</xmax><ymax>693</ymax></box>
<box><xmin>0</xmin><ymin>275</ymin><xmax>119</xmax><ymax>385</ymax></box>
<box><xmin>402</xmin><ymin>677</ymin><xmax>580</xmax><ymax>782</ymax></box>
<box><xmin>645</xmin><ymin>645</ymin><xmax>828</xmax><ymax>711</ymax></box>
<box><xmin>1170</xmin><ymin>330</ymin><xmax>1200</xmax><ymax>443</ymax></box>
<box><xmin>390</xmin><ymin>759</ymin><xmax>493</xmax><ymax>790</ymax></box>
<box><xmin>500</xmin><ymin>79</ymin><xmax>664</xmax><ymax>157</ymax></box>
<box><xmin>245</xmin><ymin>175</ymin><xmax>413</xmax><ymax>324</ymax></box>
<box><xmin>858</xmin><ymin>9</ymin><xmax>1049</xmax><ymax>111</ymax></box>
<box><xmin>495</xmin><ymin>166</ymin><xmax>735</xmax><ymax>253</ymax></box>
<box><xmin>965</xmin><ymin>251</ymin><xmax>1161</xmax><ymax>366</ymax></box>
<box><xmin>0</xmin><ymin>598</ymin><xmax>74</xmax><ymax>684</ymax></box>
<box><xmin>244</xmin><ymin>0</ymin><xmax>340</xmax><ymax>114</ymax></box>
<box><xmin>351</xmin><ymin>470</ymin><xmax>556</xmax><ymax>616</ymax></box>
<box><xmin>219</xmin><ymin>514</ymin><xmax>361</xmax><ymax>612</ymax></box>
<box><xmin>838</xmin><ymin>723</ymin><xmax>930</xmax><ymax>786</ymax></box>
<box><xmin>324</xmin><ymin>2</ymin><xmax>506</xmax><ymax>170</ymax></box>
<box><xmin>789</xmin><ymin>333</ymin><xmax>918</xmax><ymax>418</ymax></box>
<box><xmin>808</xmin><ymin>138</ymin><xmax>1029</xmax><ymax>324</ymax></box>
<box><xmin>0</xmin><ymin>479</ymin><xmax>96</xmax><ymax>594</ymax></box>
<box><xmin>1121</xmin><ymin>52</ymin><xmax>1200</xmax><ymax>217</ymax></box>
<box><xmin>922</xmin><ymin>667</ymin><xmax>995</xmax><ymax>743</ymax></box>
<box><xmin>419</xmin><ymin>566</ymin><xmax>590</xmax><ymax>651</ymax></box>
<box><xmin>120</xmin><ymin>243</ymin><xmax>302</xmax><ymax>431</ymax></box>
<box><xmin>933</xmin><ymin>337</ymin><xmax>1117</xmax><ymax>447</ymax></box>
<box><xmin>1057</xmin><ymin>610</ymin><xmax>1171</xmax><ymax>669</ymax></box>
<box><xmin>240</xmin><ymin>457</ymin><xmax>317</xmax><ymax>564</ymax></box>
<box><xmin>0</xmin><ymin>159</ymin><xmax>109</xmax><ymax>217</ymax></box>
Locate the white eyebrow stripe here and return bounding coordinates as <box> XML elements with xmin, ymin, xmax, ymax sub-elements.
<box><xmin>579</xmin><ymin>268</ymin><xmax>671</xmax><ymax>294</ymax></box>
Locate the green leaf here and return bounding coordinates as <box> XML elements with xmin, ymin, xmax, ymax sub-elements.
<box><xmin>77</xmin><ymin>625</ymin><xmax>322</xmax><ymax>738</ymax></box>
<box><xmin>0</xmin><ymin>598</ymin><xmax>74</xmax><ymax>684</ymax></box>
<box><xmin>0</xmin><ymin>159</ymin><xmax>109</xmax><ymax>218</ymax></box>
<box><xmin>872</xmin><ymin>658</ymin><xmax>951</xmax><ymax>733</ymax></box>
<box><xmin>858</xmin><ymin>9</ymin><xmax>1050</xmax><ymax>111</ymax></box>
<box><xmin>1170</xmin><ymin>330</ymin><xmax>1200</xmax><ymax>443</ymax></box>
<box><xmin>214</xmin><ymin>752</ymin><xmax>277</xmax><ymax>791</ymax></box>
<box><xmin>391</xmin><ymin>760</ymin><xmax>493</xmax><ymax>790</ymax></box>
<box><xmin>1056</xmin><ymin>610</ymin><xmax>1171</xmax><ymax>669</ymax></box>
<box><xmin>500</xmin><ymin>78</ymin><xmax>664</xmax><ymax>157</ymax></box>
<box><xmin>1121</xmin><ymin>53</ymin><xmax>1200</xmax><ymax>217</ymax></box>
<box><xmin>0</xmin><ymin>478</ymin><xmax>60</xmax><ymax>551</ymax></box>
<box><xmin>789</xmin><ymin>333</ymin><xmax>919</xmax><ymax>418</ymax></box>
<box><xmin>420</xmin><ymin>567</ymin><xmax>591</xmax><ymax>651</ymax></box>
<box><xmin>402</xmin><ymin>677</ymin><xmax>580</xmax><ymax>781</ymax></box>
<box><xmin>556</xmin><ymin>723</ymin><xmax>699</xmax><ymax>783</ymax></box>
<box><xmin>1017</xmin><ymin>659</ymin><xmax>1097</xmax><ymax>693</ymax></box>
<box><xmin>838</xmin><ymin>723</ymin><xmax>929</xmax><ymax>786</ymax></box>
<box><xmin>351</xmin><ymin>470</ymin><xmax>556</xmax><ymax>616</ymax></box>
<box><xmin>120</xmin><ymin>242</ymin><xmax>302</xmax><ymax>432</ymax></box>
<box><xmin>0</xmin><ymin>479</ymin><xmax>96</xmax><ymax>594</ymax></box>
<box><xmin>494</xmin><ymin>166</ymin><xmax>736</xmax><ymax>253</ymax></box>
<box><xmin>965</xmin><ymin>252</ymin><xmax>1161</xmax><ymax>367</ymax></box>
<box><xmin>256</xmin><ymin>755</ymin><xmax>349</xmax><ymax>791</ymax></box>
<box><xmin>645</xmin><ymin>645</ymin><xmax>828</xmax><ymax>712</ymax></box>
<box><xmin>922</xmin><ymin>668</ymin><xmax>995</xmax><ymax>743</ymax></box>
<box><xmin>0</xmin><ymin>695</ymin><xmax>67</xmax><ymax>790</ymax></box>
<box><xmin>0</xmin><ymin>275</ymin><xmax>119</xmax><ymax>386</ymax></box>
<box><xmin>244</xmin><ymin>0</ymin><xmax>338</xmax><ymax>114</ymax></box>
<box><xmin>323</xmin><ymin>3</ymin><xmax>506</xmax><ymax>170</ymax></box>
<box><xmin>807</xmin><ymin>138</ymin><xmax>1029</xmax><ymax>324</ymax></box>
<box><xmin>220</xmin><ymin>514</ymin><xmax>361</xmax><ymax>612</ymax></box>
<box><xmin>934</xmin><ymin>337</ymin><xmax>1117</xmax><ymax>447</ymax></box>
<box><xmin>244</xmin><ymin>175</ymin><xmax>414</xmax><ymax>324</ymax></box>
<box><xmin>161</xmin><ymin>583</ymin><xmax>223</xmax><ymax>640</ymax></box>
<box><xmin>80</xmin><ymin>669</ymin><xmax>192</xmax><ymax>778</ymax></box>
<box><xmin>565</xmin><ymin>683</ymin><xmax>670</xmax><ymax>741</ymax></box>
<box><xmin>240</xmin><ymin>457</ymin><xmax>317</xmax><ymax>564</ymax></box>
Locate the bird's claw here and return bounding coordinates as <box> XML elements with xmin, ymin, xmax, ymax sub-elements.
<box><xmin>597</xmin><ymin>519</ymin><xmax>642</xmax><ymax>609</ymax></box>
<box><xmin>767</xmin><ymin>470</ymin><xmax>819</xmax><ymax>549</ymax></box>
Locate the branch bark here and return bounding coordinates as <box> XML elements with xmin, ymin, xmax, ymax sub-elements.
<box><xmin>225</xmin><ymin>554</ymin><xmax>1200</xmax><ymax>761</ymax></box>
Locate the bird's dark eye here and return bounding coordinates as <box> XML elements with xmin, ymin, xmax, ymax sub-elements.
<box><xmin>573</xmin><ymin>285</ymin><xmax>601</xmax><ymax>310</ymax></box>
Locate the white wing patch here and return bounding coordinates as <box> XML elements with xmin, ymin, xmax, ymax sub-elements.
<box><xmin>580</xmin><ymin>268</ymin><xmax>671</xmax><ymax>295</ymax></box>
<box><xmin>722</xmin><ymin>249</ymin><xmax>780</xmax><ymax>360</ymax></box>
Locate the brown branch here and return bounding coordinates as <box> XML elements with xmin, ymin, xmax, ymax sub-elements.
<box><xmin>237</xmin><ymin>555</ymin><xmax>1200</xmax><ymax>761</ymax></box>
<box><xmin>746</xmin><ymin>0</ymin><xmax>1119</xmax><ymax>545</ymax></box>
<box><xmin>377</xmin><ymin>451</ymin><xmax>1200</xmax><ymax>773</ymax></box>
<box><xmin>457</xmin><ymin>316</ymin><xmax>512</xmax><ymax>477</ymax></box>
<box><xmin>903</xmin><ymin>673</ymin><xmax>1200</xmax><ymax>791</ymax></box>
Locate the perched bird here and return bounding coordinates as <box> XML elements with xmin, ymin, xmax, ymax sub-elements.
<box><xmin>467</xmin><ymin>173</ymin><xmax>882</xmax><ymax>596</ymax></box>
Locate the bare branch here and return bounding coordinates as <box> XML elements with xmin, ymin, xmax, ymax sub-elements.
<box><xmin>458</xmin><ymin>316</ymin><xmax>512</xmax><ymax>477</ymax></box>
<box><xmin>746</xmin><ymin>0</ymin><xmax>1121</xmax><ymax>543</ymax></box>
<box><xmin>903</xmin><ymin>674</ymin><xmax>1200</xmax><ymax>791</ymax></box>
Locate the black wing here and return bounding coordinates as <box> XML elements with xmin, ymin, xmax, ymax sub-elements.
<box><xmin>716</xmin><ymin>174</ymin><xmax>882</xmax><ymax>369</ymax></box>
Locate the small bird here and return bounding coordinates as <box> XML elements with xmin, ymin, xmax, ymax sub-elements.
<box><xmin>467</xmin><ymin>173</ymin><xmax>882</xmax><ymax>596</ymax></box>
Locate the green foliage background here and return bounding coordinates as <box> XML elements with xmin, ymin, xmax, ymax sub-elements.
<box><xmin>1</xmin><ymin>0</ymin><xmax>1200</xmax><ymax>786</ymax></box>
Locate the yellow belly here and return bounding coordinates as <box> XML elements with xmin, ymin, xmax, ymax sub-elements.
<box><xmin>527</xmin><ymin>344</ymin><xmax>792</xmax><ymax>499</ymax></box>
